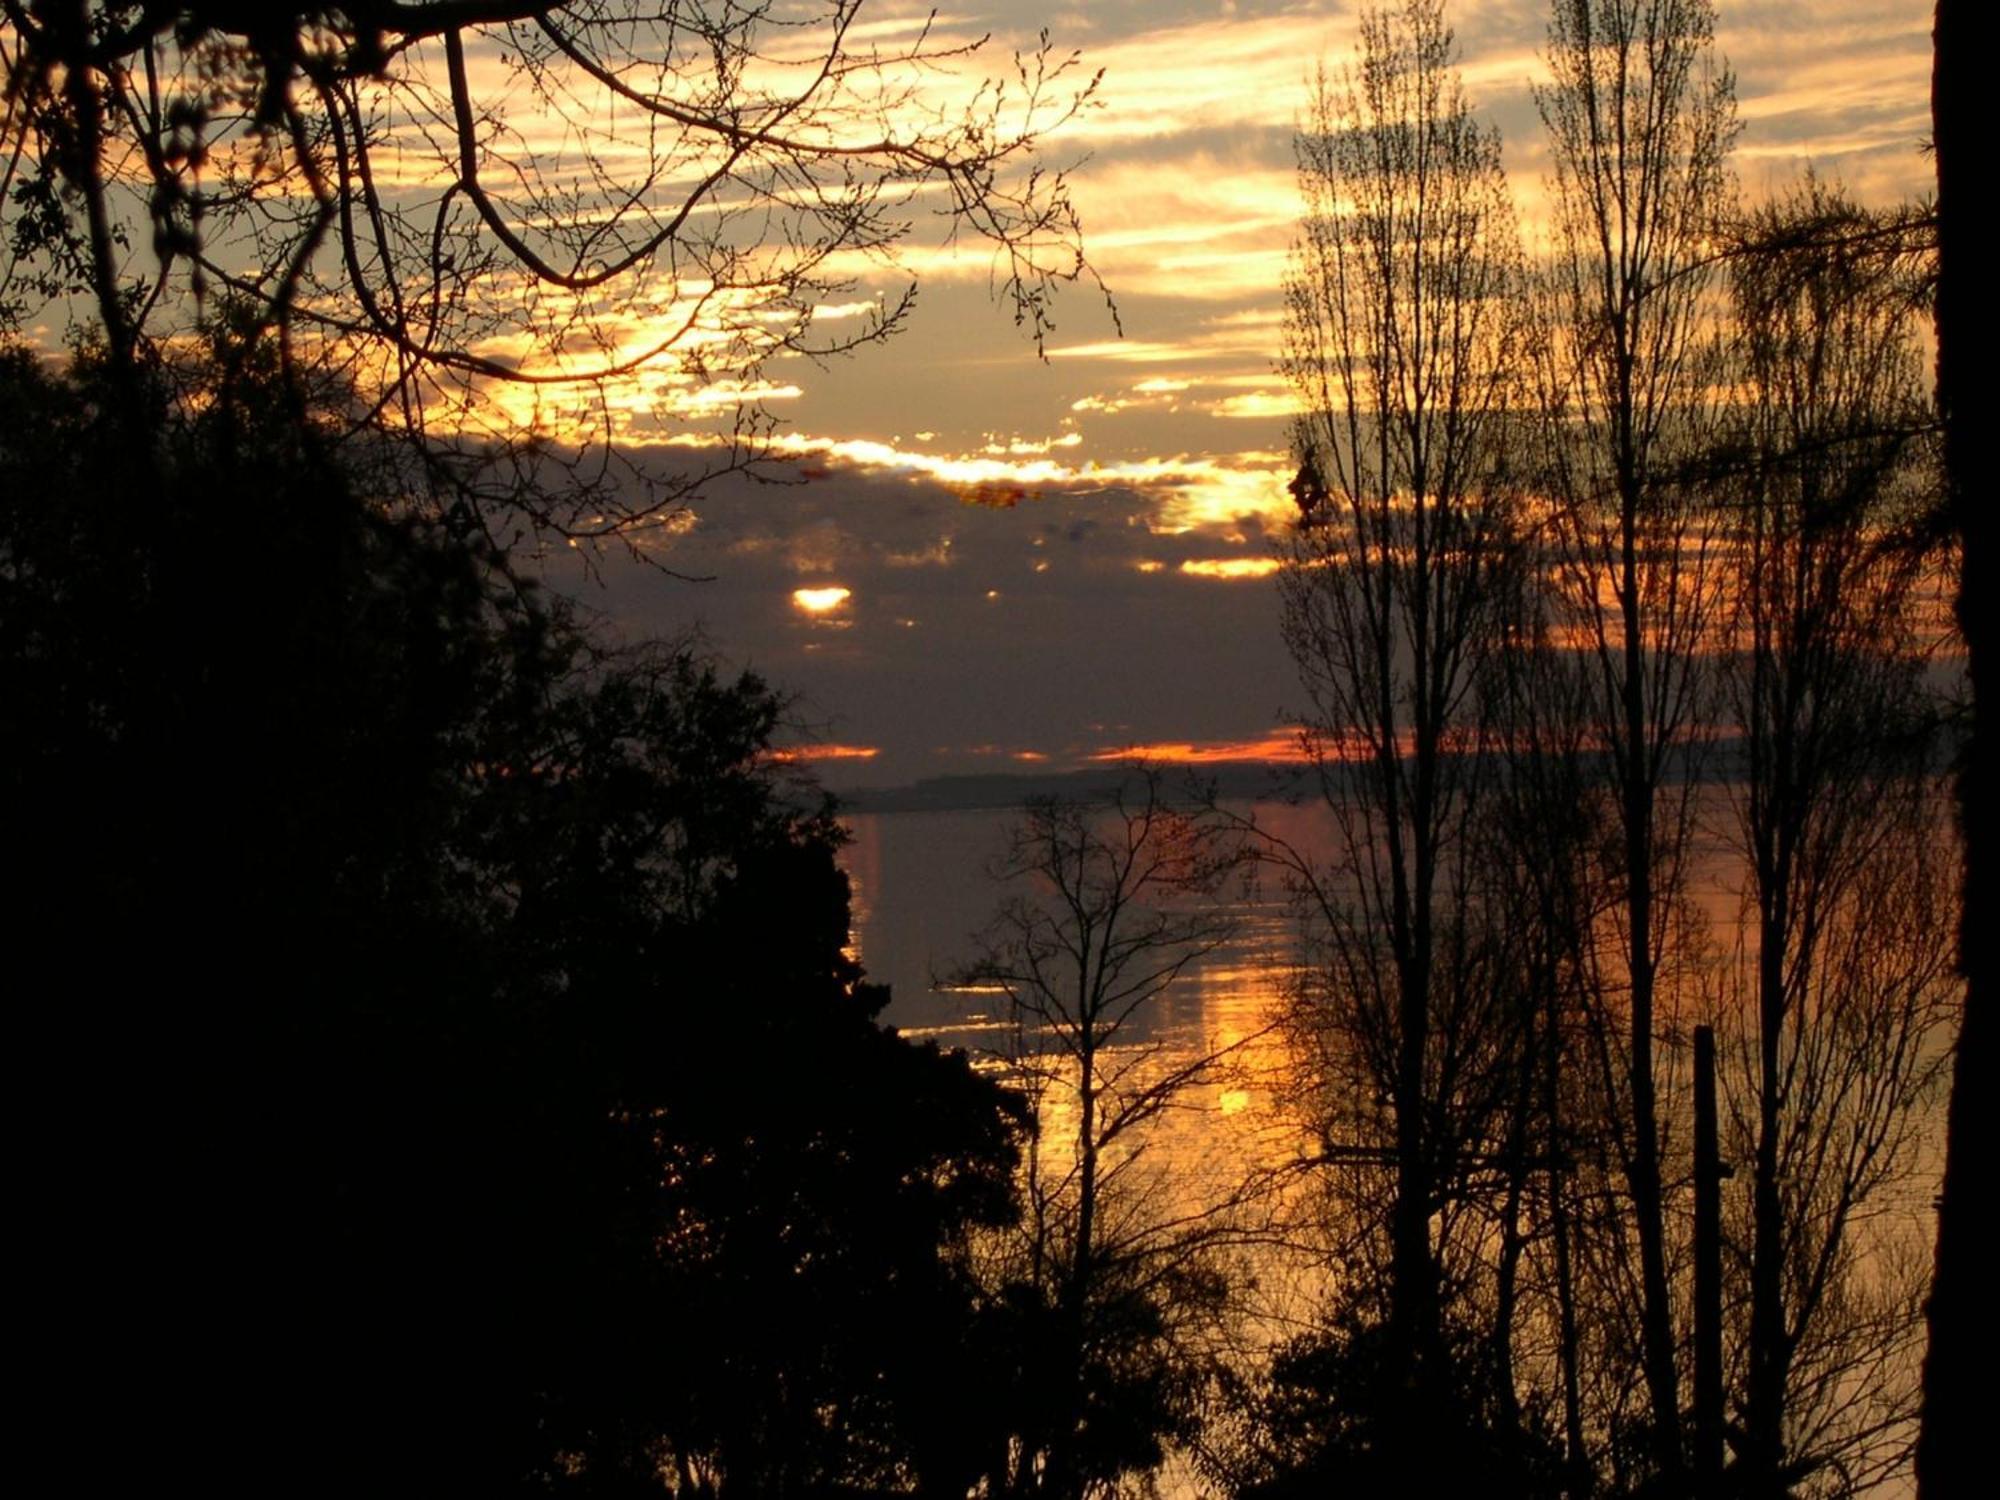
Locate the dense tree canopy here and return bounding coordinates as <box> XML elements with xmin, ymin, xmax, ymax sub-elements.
<box><xmin>2</xmin><ymin>9</ymin><xmax>1106</xmax><ymax>1491</ymax></box>
<box><xmin>1</xmin><ymin>330</ymin><xmax>1027</xmax><ymax>1494</ymax></box>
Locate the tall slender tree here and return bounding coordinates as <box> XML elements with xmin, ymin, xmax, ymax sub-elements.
<box><xmin>1533</xmin><ymin>2</ymin><xmax>1737</xmax><ymax>1484</ymax></box>
<box><xmin>1487</xmin><ymin>602</ymin><xmax>1613</xmax><ymax>1497</ymax></box>
<box><xmin>1722</xmin><ymin>178</ymin><xmax>1955</xmax><ymax>1500</ymax></box>
<box><xmin>1276</xmin><ymin>0</ymin><xmax>1527</xmax><ymax>1474</ymax></box>
<box><xmin>958</xmin><ymin>767</ymin><xmax>1248</xmax><ymax>1500</ymax></box>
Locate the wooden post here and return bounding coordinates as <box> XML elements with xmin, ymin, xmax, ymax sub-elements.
<box><xmin>1694</xmin><ymin>1024</ymin><xmax>1725</xmax><ymax>1498</ymax></box>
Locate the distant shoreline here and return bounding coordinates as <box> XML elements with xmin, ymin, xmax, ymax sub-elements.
<box><xmin>827</xmin><ymin>735</ymin><xmax>1813</xmax><ymax>814</ymax></box>
<box><xmin>832</xmin><ymin>762</ymin><xmax>1305</xmax><ymax>814</ymax></box>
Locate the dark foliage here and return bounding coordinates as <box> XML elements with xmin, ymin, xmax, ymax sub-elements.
<box><xmin>1</xmin><ymin>329</ymin><xmax>1023</xmax><ymax>1496</ymax></box>
<box><xmin>1233</xmin><ymin>1290</ymin><xmax>1565</xmax><ymax>1500</ymax></box>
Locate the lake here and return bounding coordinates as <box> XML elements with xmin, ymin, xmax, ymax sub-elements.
<box><xmin>842</xmin><ymin>800</ymin><xmax>1326</xmax><ymax>1183</ymax></box>
<box><xmin>839</xmin><ymin>794</ymin><xmax>1750</xmax><ymax>1192</ymax></box>
<box><xmin>838</xmin><ymin>792</ymin><xmax>1944</xmax><ymax>1497</ymax></box>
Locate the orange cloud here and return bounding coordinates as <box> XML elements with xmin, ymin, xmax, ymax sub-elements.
<box><xmin>774</xmin><ymin>744</ymin><xmax>880</xmax><ymax>763</ymax></box>
<box><xmin>761</xmin><ymin>431</ymin><xmax>1291</xmax><ymax>531</ymax></box>
<box><xmin>1089</xmin><ymin>733</ymin><xmax>1310</xmax><ymax>765</ymax></box>
<box><xmin>1179</xmin><ymin>557</ymin><xmax>1281</xmax><ymax>580</ymax></box>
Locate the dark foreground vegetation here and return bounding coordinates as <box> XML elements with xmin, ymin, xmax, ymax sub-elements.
<box><xmin>1</xmin><ymin>334</ymin><xmax>1047</xmax><ymax>1493</ymax></box>
<box><xmin>3</xmin><ymin>1</ymin><xmax>1985</xmax><ymax>1498</ymax></box>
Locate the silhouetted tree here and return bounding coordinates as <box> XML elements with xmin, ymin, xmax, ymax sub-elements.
<box><xmin>1269</xmin><ymin>0</ymin><xmax>1534</xmax><ymax>1484</ymax></box>
<box><xmin>1</xmin><ymin>327</ymin><xmax>1027</xmax><ymax>1495</ymax></box>
<box><xmin>0</xmin><ymin>1</ymin><xmax>1102</xmax><ymax>538</ymax></box>
<box><xmin>1716</xmin><ymin>176</ymin><xmax>1953</xmax><ymax>1500</ymax></box>
<box><xmin>1485</xmin><ymin>596</ymin><xmax>1613</xmax><ymax>1499</ymax></box>
<box><xmin>956</xmin><ymin>766</ymin><xmax>1251</xmax><ymax>1500</ymax></box>
<box><xmin>1531</xmin><ymin>2</ymin><xmax>1738</xmax><ymax>1485</ymax></box>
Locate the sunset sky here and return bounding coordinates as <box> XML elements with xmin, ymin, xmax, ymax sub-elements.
<box><xmin>566</xmin><ymin>0</ymin><xmax>1938</xmax><ymax>788</ymax></box>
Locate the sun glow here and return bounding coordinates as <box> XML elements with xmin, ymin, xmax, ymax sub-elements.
<box><xmin>792</xmin><ymin>586</ymin><xmax>852</xmax><ymax>613</ymax></box>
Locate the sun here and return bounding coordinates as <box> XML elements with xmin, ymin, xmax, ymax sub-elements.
<box><xmin>792</xmin><ymin>586</ymin><xmax>852</xmax><ymax>614</ymax></box>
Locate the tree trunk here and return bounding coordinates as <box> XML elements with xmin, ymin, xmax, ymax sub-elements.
<box><xmin>1744</xmin><ymin>879</ymin><xmax>1790</xmax><ymax>1497</ymax></box>
<box><xmin>1493</xmin><ymin>1000</ymin><xmax>1537</xmax><ymax>1448</ymax></box>
<box><xmin>1548</xmin><ymin>973</ymin><xmax>1590</xmax><ymax>1497</ymax></box>
<box><xmin>1052</xmin><ymin>1022</ymin><xmax>1099</xmax><ymax>1500</ymax></box>
<box><xmin>1622</xmin><ymin>512</ymin><xmax>1685</xmax><ymax>1490</ymax></box>
<box><xmin>1917</xmin><ymin>3</ymin><xmax>1987</xmax><ymax>1496</ymax></box>
<box><xmin>1392</xmin><ymin>940</ymin><xmax>1438</xmax><ymax>1409</ymax></box>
